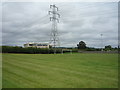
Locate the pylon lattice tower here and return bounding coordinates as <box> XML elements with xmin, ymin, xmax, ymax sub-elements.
<box><xmin>49</xmin><ymin>5</ymin><xmax>60</xmax><ymax>54</ymax></box>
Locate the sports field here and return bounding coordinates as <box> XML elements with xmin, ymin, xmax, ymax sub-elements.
<box><xmin>2</xmin><ymin>53</ymin><xmax>118</xmax><ymax>88</ymax></box>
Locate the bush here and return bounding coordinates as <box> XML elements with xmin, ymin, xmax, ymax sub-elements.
<box><xmin>1</xmin><ymin>46</ymin><xmax>62</xmax><ymax>54</ymax></box>
<box><xmin>86</xmin><ymin>47</ymin><xmax>101</xmax><ymax>51</ymax></box>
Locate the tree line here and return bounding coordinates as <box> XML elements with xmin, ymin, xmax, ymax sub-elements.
<box><xmin>1</xmin><ymin>41</ymin><xmax>119</xmax><ymax>54</ymax></box>
<box><xmin>77</xmin><ymin>41</ymin><xmax>119</xmax><ymax>51</ymax></box>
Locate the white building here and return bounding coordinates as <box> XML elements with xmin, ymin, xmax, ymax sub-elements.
<box><xmin>24</xmin><ymin>42</ymin><xmax>50</xmax><ymax>48</ymax></box>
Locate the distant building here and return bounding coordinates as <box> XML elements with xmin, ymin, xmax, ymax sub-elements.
<box><xmin>24</xmin><ymin>42</ymin><xmax>50</xmax><ymax>48</ymax></box>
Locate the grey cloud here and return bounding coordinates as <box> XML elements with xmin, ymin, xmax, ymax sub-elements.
<box><xmin>2</xmin><ymin>2</ymin><xmax>118</xmax><ymax>48</ymax></box>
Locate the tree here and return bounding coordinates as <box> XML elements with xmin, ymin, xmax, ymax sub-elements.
<box><xmin>77</xmin><ymin>41</ymin><xmax>86</xmax><ymax>49</ymax></box>
<box><xmin>104</xmin><ymin>45</ymin><xmax>112</xmax><ymax>51</ymax></box>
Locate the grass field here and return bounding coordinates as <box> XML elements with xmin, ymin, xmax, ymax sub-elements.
<box><xmin>2</xmin><ymin>53</ymin><xmax>118</xmax><ymax>88</ymax></box>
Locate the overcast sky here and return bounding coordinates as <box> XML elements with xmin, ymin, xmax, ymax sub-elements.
<box><xmin>2</xmin><ymin>2</ymin><xmax>118</xmax><ymax>48</ymax></box>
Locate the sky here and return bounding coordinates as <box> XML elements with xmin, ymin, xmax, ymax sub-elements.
<box><xmin>1</xmin><ymin>1</ymin><xmax>118</xmax><ymax>48</ymax></box>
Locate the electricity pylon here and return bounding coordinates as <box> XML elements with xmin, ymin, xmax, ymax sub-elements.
<box><xmin>49</xmin><ymin>5</ymin><xmax>60</xmax><ymax>54</ymax></box>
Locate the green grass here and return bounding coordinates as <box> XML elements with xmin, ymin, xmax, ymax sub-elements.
<box><xmin>0</xmin><ymin>53</ymin><xmax>2</xmax><ymax>89</ymax></box>
<box><xmin>2</xmin><ymin>53</ymin><xmax>118</xmax><ymax>88</ymax></box>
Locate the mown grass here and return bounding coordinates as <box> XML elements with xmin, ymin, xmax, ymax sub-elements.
<box><xmin>0</xmin><ymin>53</ymin><xmax>2</xmax><ymax>89</ymax></box>
<box><xmin>2</xmin><ymin>53</ymin><xmax>118</xmax><ymax>88</ymax></box>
